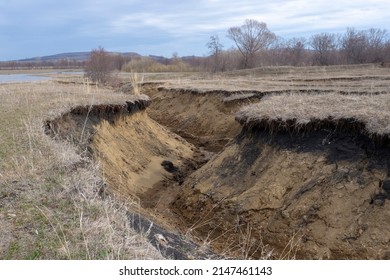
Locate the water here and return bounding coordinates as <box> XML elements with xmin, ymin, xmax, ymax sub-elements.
<box><xmin>57</xmin><ymin>71</ymin><xmax>84</xmax><ymax>75</ymax></box>
<box><xmin>0</xmin><ymin>74</ymin><xmax>51</xmax><ymax>83</ymax></box>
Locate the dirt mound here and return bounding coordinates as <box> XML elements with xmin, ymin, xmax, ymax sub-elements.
<box><xmin>172</xmin><ymin>124</ymin><xmax>390</xmax><ymax>259</ymax></box>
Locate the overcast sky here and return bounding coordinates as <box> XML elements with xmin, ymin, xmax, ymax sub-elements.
<box><xmin>0</xmin><ymin>0</ymin><xmax>389</xmax><ymax>60</ymax></box>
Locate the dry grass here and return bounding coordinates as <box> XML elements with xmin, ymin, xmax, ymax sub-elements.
<box><xmin>236</xmin><ymin>92</ymin><xmax>390</xmax><ymax>136</ymax></box>
<box><xmin>0</xmin><ymin>80</ymin><xmax>162</xmax><ymax>259</ymax></box>
<box><xmin>222</xmin><ymin>93</ymin><xmax>257</xmax><ymax>103</ymax></box>
<box><xmin>156</xmin><ymin>63</ymin><xmax>390</xmax><ymax>96</ymax></box>
<box><xmin>129</xmin><ymin>72</ymin><xmax>143</xmax><ymax>96</ymax></box>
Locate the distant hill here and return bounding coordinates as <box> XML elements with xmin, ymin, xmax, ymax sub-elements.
<box><xmin>0</xmin><ymin>52</ymin><xmax>204</xmax><ymax>70</ymax></box>
<box><xmin>17</xmin><ymin>51</ymin><xmax>141</xmax><ymax>63</ymax></box>
<box><xmin>148</xmin><ymin>55</ymin><xmax>170</xmax><ymax>64</ymax></box>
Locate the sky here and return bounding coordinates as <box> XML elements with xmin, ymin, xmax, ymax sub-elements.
<box><xmin>0</xmin><ymin>0</ymin><xmax>389</xmax><ymax>60</ymax></box>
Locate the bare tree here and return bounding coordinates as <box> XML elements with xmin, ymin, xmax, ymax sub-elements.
<box><xmin>310</xmin><ymin>33</ymin><xmax>338</xmax><ymax>65</ymax></box>
<box><xmin>340</xmin><ymin>28</ymin><xmax>389</xmax><ymax>64</ymax></box>
<box><xmin>84</xmin><ymin>46</ymin><xmax>112</xmax><ymax>84</ymax></box>
<box><xmin>366</xmin><ymin>28</ymin><xmax>388</xmax><ymax>63</ymax></box>
<box><xmin>111</xmin><ymin>54</ymin><xmax>131</xmax><ymax>71</ymax></box>
<box><xmin>220</xmin><ymin>48</ymin><xmax>242</xmax><ymax>71</ymax></box>
<box><xmin>341</xmin><ymin>28</ymin><xmax>369</xmax><ymax>64</ymax></box>
<box><xmin>384</xmin><ymin>40</ymin><xmax>390</xmax><ymax>64</ymax></box>
<box><xmin>286</xmin><ymin>37</ymin><xmax>307</xmax><ymax>66</ymax></box>
<box><xmin>206</xmin><ymin>35</ymin><xmax>224</xmax><ymax>72</ymax></box>
<box><xmin>227</xmin><ymin>19</ymin><xmax>276</xmax><ymax>68</ymax></box>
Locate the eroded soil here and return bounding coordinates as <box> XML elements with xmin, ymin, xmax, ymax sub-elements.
<box><xmin>145</xmin><ymin>86</ymin><xmax>244</xmax><ymax>152</ymax></box>
<box><xmin>146</xmin><ymin>84</ymin><xmax>390</xmax><ymax>259</ymax></box>
<box><xmin>173</xmin><ymin>128</ymin><xmax>390</xmax><ymax>259</ymax></box>
<box><xmin>47</xmin><ymin>79</ymin><xmax>390</xmax><ymax>259</ymax></box>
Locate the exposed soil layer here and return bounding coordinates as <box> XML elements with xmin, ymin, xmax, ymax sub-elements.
<box><xmin>45</xmin><ymin>98</ymin><xmax>151</xmax><ymax>150</ymax></box>
<box><xmin>173</xmin><ymin>125</ymin><xmax>390</xmax><ymax>259</ymax></box>
<box><xmin>46</xmin><ymin>99</ymin><xmax>192</xmax><ymax>215</ymax></box>
<box><xmin>45</xmin><ymin>98</ymin><xmax>216</xmax><ymax>259</ymax></box>
<box><xmin>145</xmin><ymin>86</ymin><xmax>245</xmax><ymax>152</ymax></box>
<box><xmin>143</xmin><ymin>85</ymin><xmax>390</xmax><ymax>259</ymax></box>
<box><xmin>46</xmin><ymin>85</ymin><xmax>390</xmax><ymax>259</ymax></box>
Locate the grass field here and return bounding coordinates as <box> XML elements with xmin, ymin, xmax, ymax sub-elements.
<box><xmin>0</xmin><ymin>79</ymin><xmax>162</xmax><ymax>259</ymax></box>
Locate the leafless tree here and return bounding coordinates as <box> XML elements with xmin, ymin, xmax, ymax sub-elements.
<box><xmin>310</xmin><ymin>33</ymin><xmax>338</xmax><ymax>65</ymax></box>
<box><xmin>285</xmin><ymin>37</ymin><xmax>307</xmax><ymax>66</ymax></box>
<box><xmin>219</xmin><ymin>48</ymin><xmax>242</xmax><ymax>71</ymax></box>
<box><xmin>340</xmin><ymin>28</ymin><xmax>369</xmax><ymax>64</ymax></box>
<box><xmin>340</xmin><ymin>28</ymin><xmax>389</xmax><ymax>64</ymax></box>
<box><xmin>206</xmin><ymin>35</ymin><xmax>224</xmax><ymax>72</ymax></box>
<box><xmin>227</xmin><ymin>19</ymin><xmax>276</xmax><ymax>68</ymax></box>
<box><xmin>202</xmin><ymin>25</ymin><xmax>388</xmax><ymax>70</ymax></box>
<box><xmin>84</xmin><ymin>46</ymin><xmax>113</xmax><ymax>84</ymax></box>
<box><xmin>366</xmin><ymin>28</ymin><xmax>388</xmax><ymax>63</ymax></box>
<box><xmin>111</xmin><ymin>54</ymin><xmax>131</xmax><ymax>71</ymax></box>
<box><xmin>384</xmin><ymin>41</ymin><xmax>390</xmax><ymax>64</ymax></box>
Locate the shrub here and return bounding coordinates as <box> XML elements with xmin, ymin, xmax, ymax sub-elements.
<box><xmin>122</xmin><ymin>57</ymin><xmax>194</xmax><ymax>73</ymax></box>
<box><xmin>84</xmin><ymin>47</ymin><xmax>113</xmax><ymax>84</ymax></box>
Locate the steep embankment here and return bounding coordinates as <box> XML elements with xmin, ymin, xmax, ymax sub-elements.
<box><xmin>46</xmin><ymin>85</ymin><xmax>390</xmax><ymax>259</ymax></box>
<box><xmin>92</xmin><ymin>110</ymin><xmax>195</xmax><ymax>208</ymax></box>
<box><xmin>145</xmin><ymin>86</ymin><xmax>248</xmax><ymax>152</ymax></box>
<box><xmin>46</xmin><ymin>95</ymin><xmax>195</xmax><ymax>222</ymax></box>
<box><xmin>172</xmin><ymin>93</ymin><xmax>390</xmax><ymax>259</ymax></box>
<box><xmin>173</xmin><ymin>127</ymin><xmax>390</xmax><ymax>259</ymax></box>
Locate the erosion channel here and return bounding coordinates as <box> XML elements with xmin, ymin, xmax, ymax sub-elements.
<box><xmin>46</xmin><ymin>85</ymin><xmax>390</xmax><ymax>260</ymax></box>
